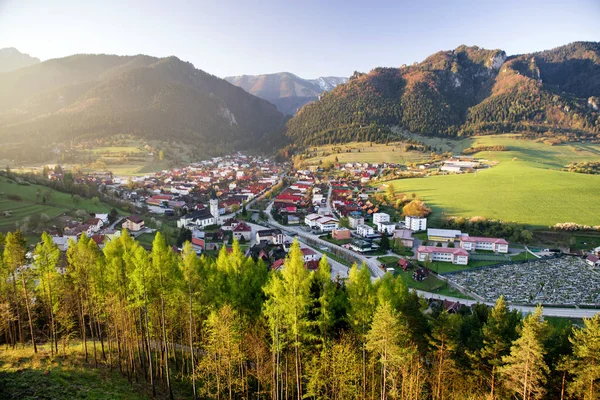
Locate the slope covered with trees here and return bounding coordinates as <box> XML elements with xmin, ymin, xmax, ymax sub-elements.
<box><xmin>2</xmin><ymin>230</ymin><xmax>600</xmax><ymax>399</ymax></box>
<box><xmin>286</xmin><ymin>42</ymin><xmax>600</xmax><ymax>146</ymax></box>
<box><xmin>0</xmin><ymin>54</ymin><xmax>288</xmax><ymax>154</ymax></box>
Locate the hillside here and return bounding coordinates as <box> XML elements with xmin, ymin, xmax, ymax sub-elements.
<box><xmin>286</xmin><ymin>42</ymin><xmax>600</xmax><ymax>146</ymax></box>
<box><xmin>225</xmin><ymin>72</ymin><xmax>347</xmax><ymax>115</ymax></box>
<box><xmin>0</xmin><ymin>54</ymin><xmax>288</xmax><ymax>157</ymax></box>
<box><xmin>0</xmin><ymin>47</ymin><xmax>40</xmax><ymax>73</ymax></box>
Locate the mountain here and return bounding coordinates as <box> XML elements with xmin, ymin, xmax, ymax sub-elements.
<box><xmin>0</xmin><ymin>48</ymin><xmax>40</xmax><ymax>73</ymax></box>
<box><xmin>286</xmin><ymin>42</ymin><xmax>600</xmax><ymax>147</ymax></box>
<box><xmin>0</xmin><ymin>54</ymin><xmax>288</xmax><ymax>154</ymax></box>
<box><xmin>224</xmin><ymin>73</ymin><xmax>347</xmax><ymax>115</ymax></box>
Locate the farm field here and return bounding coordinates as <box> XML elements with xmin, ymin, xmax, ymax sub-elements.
<box><xmin>387</xmin><ymin>134</ymin><xmax>600</xmax><ymax>227</ymax></box>
<box><xmin>0</xmin><ymin>176</ymin><xmax>118</xmax><ymax>231</ymax></box>
<box><xmin>303</xmin><ymin>142</ymin><xmax>432</xmax><ymax>165</ymax></box>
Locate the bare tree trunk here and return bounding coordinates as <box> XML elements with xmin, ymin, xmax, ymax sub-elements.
<box><xmin>19</xmin><ymin>269</ymin><xmax>37</xmax><ymax>353</ymax></box>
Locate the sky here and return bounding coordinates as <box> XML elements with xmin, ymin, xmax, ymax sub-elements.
<box><xmin>1</xmin><ymin>0</ymin><xmax>599</xmax><ymax>78</ymax></box>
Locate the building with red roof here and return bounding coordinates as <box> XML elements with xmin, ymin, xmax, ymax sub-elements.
<box><xmin>459</xmin><ymin>236</ymin><xmax>509</xmax><ymax>253</ymax></box>
<box><xmin>417</xmin><ymin>246</ymin><xmax>469</xmax><ymax>265</ymax></box>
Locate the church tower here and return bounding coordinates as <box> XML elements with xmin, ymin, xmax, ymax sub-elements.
<box><xmin>209</xmin><ymin>190</ymin><xmax>219</xmax><ymax>224</ymax></box>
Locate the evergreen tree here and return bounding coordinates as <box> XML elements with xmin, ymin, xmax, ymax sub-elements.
<box><xmin>570</xmin><ymin>313</ymin><xmax>600</xmax><ymax>399</ymax></box>
<box><xmin>499</xmin><ymin>305</ymin><xmax>549</xmax><ymax>400</ymax></box>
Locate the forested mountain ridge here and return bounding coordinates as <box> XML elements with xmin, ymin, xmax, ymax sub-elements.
<box><xmin>225</xmin><ymin>72</ymin><xmax>347</xmax><ymax>115</ymax></box>
<box><xmin>286</xmin><ymin>42</ymin><xmax>600</xmax><ymax>146</ymax></box>
<box><xmin>0</xmin><ymin>54</ymin><xmax>288</xmax><ymax>153</ymax></box>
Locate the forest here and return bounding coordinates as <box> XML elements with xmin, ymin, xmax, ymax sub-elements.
<box><xmin>1</xmin><ymin>229</ymin><xmax>600</xmax><ymax>399</ymax></box>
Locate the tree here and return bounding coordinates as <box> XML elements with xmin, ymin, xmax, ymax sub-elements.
<box><xmin>3</xmin><ymin>231</ymin><xmax>35</xmax><ymax>352</ymax></box>
<box><xmin>159</xmin><ymin>150</ymin><xmax>165</xmax><ymax>161</ymax></box>
<box><xmin>385</xmin><ymin>183</ymin><xmax>396</xmax><ymax>202</ymax></box>
<box><xmin>347</xmin><ymin>263</ymin><xmax>377</xmax><ymax>397</ymax></box>
<box><xmin>472</xmin><ymin>296</ymin><xmax>520</xmax><ymax>398</ymax></box>
<box><xmin>176</xmin><ymin>228</ymin><xmax>192</xmax><ymax>247</ymax></box>
<box><xmin>72</xmin><ymin>194</ymin><xmax>82</xmax><ymax>206</ymax></box>
<box><xmin>402</xmin><ymin>199</ymin><xmax>431</xmax><ymax>217</ymax></box>
<box><xmin>499</xmin><ymin>305</ymin><xmax>549</xmax><ymax>400</ymax></box>
<box><xmin>338</xmin><ymin>216</ymin><xmax>350</xmax><ymax>229</ymax></box>
<box><xmin>33</xmin><ymin>232</ymin><xmax>61</xmax><ymax>355</ymax></box>
<box><xmin>569</xmin><ymin>313</ymin><xmax>600</xmax><ymax>399</ymax></box>
<box><xmin>380</xmin><ymin>234</ymin><xmax>390</xmax><ymax>252</ymax></box>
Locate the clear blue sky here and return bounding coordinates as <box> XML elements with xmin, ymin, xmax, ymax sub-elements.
<box><xmin>1</xmin><ymin>0</ymin><xmax>599</xmax><ymax>78</ymax></box>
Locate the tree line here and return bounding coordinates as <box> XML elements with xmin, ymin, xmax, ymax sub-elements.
<box><xmin>1</xmin><ymin>229</ymin><xmax>600</xmax><ymax>399</ymax></box>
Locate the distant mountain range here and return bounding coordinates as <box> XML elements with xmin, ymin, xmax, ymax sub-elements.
<box><xmin>286</xmin><ymin>42</ymin><xmax>600</xmax><ymax>146</ymax></box>
<box><xmin>0</xmin><ymin>48</ymin><xmax>40</xmax><ymax>73</ymax></box>
<box><xmin>0</xmin><ymin>54</ymin><xmax>288</xmax><ymax>154</ymax></box>
<box><xmin>224</xmin><ymin>73</ymin><xmax>347</xmax><ymax>115</ymax></box>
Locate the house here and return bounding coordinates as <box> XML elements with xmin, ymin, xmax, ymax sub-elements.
<box><xmin>177</xmin><ymin>210</ymin><xmax>216</xmax><ymax>229</ymax></box>
<box><xmin>350</xmin><ymin>239</ymin><xmax>373</xmax><ymax>253</ymax></box>
<box><xmin>393</xmin><ymin>229</ymin><xmax>414</xmax><ymax>248</ymax></box>
<box><xmin>95</xmin><ymin>213</ymin><xmax>109</xmax><ymax>224</ymax></box>
<box><xmin>85</xmin><ymin>217</ymin><xmax>104</xmax><ymax>233</ymax></box>
<box><xmin>377</xmin><ymin>221</ymin><xmax>396</xmax><ymax>235</ymax></box>
<box><xmin>427</xmin><ymin>228</ymin><xmax>463</xmax><ymax>243</ymax></box>
<box><xmin>191</xmin><ymin>230</ymin><xmax>206</xmax><ymax>251</ymax></box>
<box><xmin>404</xmin><ymin>216</ymin><xmax>427</xmax><ymax>231</ymax></box>
<box><xmin>460</xmin><ymin>236</ymin><xmax>509</xmax><ymax>253</ymax></box>
<box><xmin>348</xmin><ymin>213</ymin><xmax>364</xmax><ymax>229</ymax></box>
<box><xmin>256</xmin><ymin>229</ymin><xmax>285</xmax><ymax>245</ymax></box>
<box><xmin>287</xmin><ymin>215</ymin><xmax>300</xmax><ymax>225</ymax></box>
<box><xmin>232</xmin><ymin>222</ymin><xmax>252</xmax><ymax>242</ymax></box>
<box><xmin>417</xmin><ymin>246</ymin><xmax>469</xmax><ymax>265</ymax></box>
<box><xmin>315</xmin><ymin>216</ymin><xmax>339</xmax><ymax>232</ymax></box>
<box><xmin>586</xmin><ymin>254</ymin><xmax>600</xmax><ymax>268</ymax></box>
<box><xmin>332</xmin><ymin>228</ymin><xmax>351</xmax><ymax>240</ymax></box>
<box><xmin>357</xmin><ymin>224</ymin><xmax>375</xmax><ymax>237</ymax></box>
<box><xmin>397</xmin><ymin>258</ymin><xmax>410</xmax><ymax>271</ymax></box>
<box><xmin>373</xmin><ymin>212</ymin><xmax>390</xmax><ymax>225</ymax></box>
<box><xmin>301</xmin><ymin>248</ymin><xmax>321</xmax><ymax>262</ymax></box>
<box><xmin>304</xmin><ymin>213</ymin><xmax>322</xmax><ymax>228</ymax></box>
<box><xmin>122</xmin><ymin>215</ymin><xmax>145</xmax><ymax>232</ymax></box>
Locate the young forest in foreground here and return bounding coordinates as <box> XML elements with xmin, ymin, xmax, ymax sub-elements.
<box><xmin>1</xmin><ymin>229</ymin><xmax>600</xmax><ymax>399</ymax></box>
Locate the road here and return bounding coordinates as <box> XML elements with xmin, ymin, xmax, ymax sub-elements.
<box><xmin>257</xmin><ymin>185</ymin><xmax>599</xmax><ymax>318</ymax></box>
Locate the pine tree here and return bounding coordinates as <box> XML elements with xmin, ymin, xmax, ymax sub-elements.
<box><xmin>499</xmin><ymin>305</ymin><xmax>549</xmax><ymax>400</ymax></box>
<box><xmin>569</xmin><ymin>313</ymin><xmax>600</xmax><ymax>399</ymax></box>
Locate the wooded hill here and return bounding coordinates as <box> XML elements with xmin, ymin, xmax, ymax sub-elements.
<box><xmin>286</xmin><ymin>42</ymin><xmax>600</xmax><ymax>146</ymax></box>
<box><xmin>0</xmin><ymin>54</ymin><xmax>288</xmax><ymax>154</ymax></box>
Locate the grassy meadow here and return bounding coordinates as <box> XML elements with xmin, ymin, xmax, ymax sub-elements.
<box><xmin>303</xmin><ymin>142</ymin><xmax>432</xmax><ymax>165</ymax></box>
<box><xmin>386</xmin><ymin>135</ymin><xmax>600</xmax><ymax>227</ymax></box>
<box><xmin>0</xmin><ymin>176</ymin><xmax>117</xmax><ymax>231</ymax></box>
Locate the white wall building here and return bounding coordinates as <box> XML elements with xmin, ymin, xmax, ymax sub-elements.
<box><xmin>373</xmin><ymin>213</ymin><xmax>390</xmax><ymax>225</ymax></box>
<box><xmin>417</xmin><ymin>246</ymin><xmax>469</xmax><ymax>265</ymax></box>
<box><xmin>460</xmin><ymin>236</ymin><xmax>509</xmax><ymax>253</ymax></box>
<box><xmin>404</xmin><ymin>216</ymin><xmax>427</xmax><ymax>231</ymax></box>
<box><xmin>357</xmin><ymin>224</ymin><xmax>375</xmax><ymax>237</ymax></box>
<box><xmin>377</xmin><ymin>221</ymin><xmax>396</xmax><ymax>235</ymax></box>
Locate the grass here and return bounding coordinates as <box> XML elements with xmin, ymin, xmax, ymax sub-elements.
<box><xmin>388</xmin><ymin>135</ymin><xmax>600</xmax><ymax>227</ymax></box>
<box><xmin>0</xmin><ymin>176</ymin><xmax>119</xmax><ymax>231</ymax></box>
<box><xmin>303</xmin><ymin>142</ymin><xmax>432</xmax><ymax>165</ymax></box>
<box><xmin>0</xmin><ymin>344</ymin><xmax>157</xmax><ymax>399</ymax></box>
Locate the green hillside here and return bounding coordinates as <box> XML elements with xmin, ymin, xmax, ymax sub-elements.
<box><xmin>388</xmin><ymin>136</ymin><xmax>600</xmax><ymax>227</ymax></box>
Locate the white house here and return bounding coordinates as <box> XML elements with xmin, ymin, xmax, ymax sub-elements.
<box><xmin>256</xmin><ymin>229</ymin><xmax>285</xmax><ymax>245</ymax></box>
<box><xmin>586</xmin><ymin>255</ymin><xmax>600</xmax><ymax>268</ymax></box>
<box><xmin>373</xmin><ymin>213</ymin><xmax>390</xmax><ymax>225</ymax></box>
<box><xmin>417</xmin><ymin>246</ymin><xmax>469</xmax><ymax>265</ymax></box>
<box><xmin>316</xmin><ymin>216</ymin><xmax>339</xmax><ymax>232</ymax></box>
<box><xmin>232</xmin><ymin>222</ymin><xmax>252</xmax><ymax>242</ymax></box>
<box><xmin>95</xmin><ymin>213</ymin><xmax>109</xmax><ymax>224</ymax></box>
<box><xmin>404</xmin><ymin>216</ymin><xmax>427</xmax><ymax>231</ymax></box>
<box><xmin>301</xmin><ymin>247</ymin><xmax>321</xmax><ymax>262</ymax></box>
<box><xmin>377</xmin><ymin>221</ymin><xmax>396</xmax><ymax>235</ymax></box>
<box><xmin>459</xmin><ymin>236</ymin><xmax>509</xmax><ymax>253</ymax></box>
<box><xmin>357</xmin><ymin>224</ymin><xmax>375</xmax><ymax>237</ymax></box>
<box><xmin>304</xmin><ymin>213</ymin><xmax>322</xmax><ymax>228</ymax></box>
<box><xmin>312</xmin><ymin>193</ymin><xmax>324</xmax><ymax>204</ymax></box>
<box><xmin>177</xmin><ymin>210</ymin><xmax>215</xmax><ymax>229</ymax></box>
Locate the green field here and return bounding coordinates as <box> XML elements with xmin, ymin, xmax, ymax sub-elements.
<box><xmin>0</xmin><ymin>176</ymin><xmax>118</xmax><ymax>231</ymax></box>
<box><xmin>387</xmin><ymin>135</ymin><xmax>600</xmax><ymax>227</ymax></box>
<box><xmin>304</xmin><ymin>142</ymin><xmax>432</xmax><ymax>165</ymax></box>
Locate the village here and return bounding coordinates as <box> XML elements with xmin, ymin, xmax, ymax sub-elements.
<box><xmin>35</xmin><ymin>151</ymin><xmax>600</xmax><ymax>308</ymax></box>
